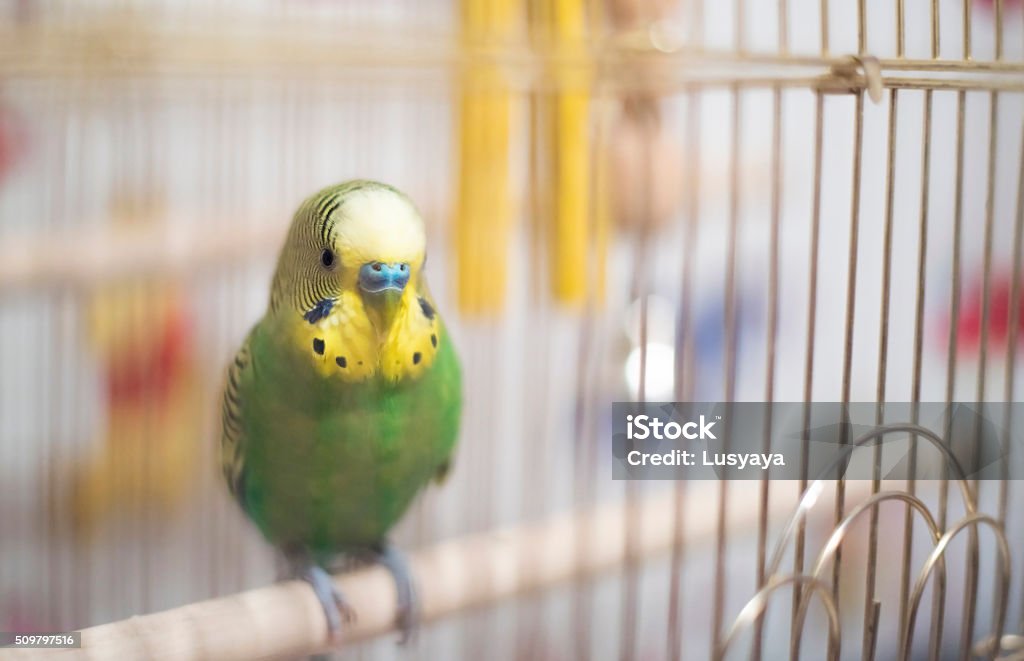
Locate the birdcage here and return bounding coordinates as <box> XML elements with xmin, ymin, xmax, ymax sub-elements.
<box><xmin>0</xmin><ymin>1</ymin><xmax>1022</xmax><ymax>659</ymax></box>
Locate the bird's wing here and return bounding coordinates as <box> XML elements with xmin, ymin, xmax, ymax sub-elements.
<box><xmin>220</xmin><ymin>333</ymin><xmax>253</xmax><ymax>507</ymax></box>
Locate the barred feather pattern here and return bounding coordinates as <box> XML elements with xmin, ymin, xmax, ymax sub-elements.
<box><xmin>220</xmin><ymin>333</ymin><xmax>252</xmax><ymax>502</ymax></box>
<box><xmin>269</xmin><ymin>180</ymin><xmax>406</xmax><ymax>315</ymax></box>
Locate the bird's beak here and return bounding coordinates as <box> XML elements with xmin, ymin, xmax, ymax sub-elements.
<box><xmin>358</xmin><ymin>262</ymin><xmax>410</xmax><ymax>296</ymax></box>
<box><xmin>359</xmin><ymin>262</ymin><xmax>410</xmax><ymax>332</ymax></box>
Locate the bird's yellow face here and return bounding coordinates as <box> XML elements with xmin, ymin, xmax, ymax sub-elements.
<box><xmin>271</xmin><ymin>182</ymin><xmax>426</xmax><ymax>321</ymax></box>
<box><xmin>329</xmin><ymin>187</ymin><xmax>426</xmax><ymax>297</ymax></box>
<box><xmin>328</xmin><ymin>187</ymin><xmax>427</xmax><ymax>337</ymax></box>
<box><xmin>271</xmin><ymin>181</ymin><xmax>441</xmax><ymax>382</ymax></box>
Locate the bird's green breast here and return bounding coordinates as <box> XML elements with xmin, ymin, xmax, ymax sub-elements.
<box><xmin>238</xmin><ymin>314</ymin><xmax>461</xmax><ymax>556</ymax></box>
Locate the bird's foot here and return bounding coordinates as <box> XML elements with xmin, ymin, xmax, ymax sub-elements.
<box><xmin>297</xmin><ymin>563</ymin><xmax>356</xmax><ymax>642</ymax></box>
<box><xmin>373</xmin><ymin>542</ymin><xmax>419</xmax><ymax>644</ymax></box>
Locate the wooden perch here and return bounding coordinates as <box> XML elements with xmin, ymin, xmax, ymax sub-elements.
<box><xmin>0</xmin><ymin>221</ymin><xmax>284</xmax><ymax>292</ymax></box>
<box><xmin>7</xmin><ymin>482</ymin><xmax>866</xmax><ymax>660</ymax></box>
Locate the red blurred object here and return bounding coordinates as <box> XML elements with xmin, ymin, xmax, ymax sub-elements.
<box><xmin>953</xmin><ymin>271</ymin><xmax>1024</xmax><ymax>353</ymax></box>
<box><xmin>106</xmin><ymin>304</ymin><xmax>192</xmax><ymax>403</ymax></box>
<box><xmin>0</xmin><ymin>99</ymin><xmax>27</xmax><ymax>187</ymax></box>
<box><xmin>0</xmin><ymin>595</ymin><xmax>50</xmax><ymax>634</ymax></box>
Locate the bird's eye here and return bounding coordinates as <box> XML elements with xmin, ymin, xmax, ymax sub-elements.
<box><xmin>320</xmin><ymin>249</ymin><xmax>335</xmax><ymax>269</ymax></box>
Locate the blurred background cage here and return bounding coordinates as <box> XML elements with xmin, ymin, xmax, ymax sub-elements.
<box><xmin>1</xmin><ymin>0</ymin><xmax>1024</xmax><ymax>659</ymax></box>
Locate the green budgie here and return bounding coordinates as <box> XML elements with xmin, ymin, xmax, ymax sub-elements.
<box><xmin>220</xmin><ymin>180</ymin><xmax>462</xmax><ymax>640</ymax></box>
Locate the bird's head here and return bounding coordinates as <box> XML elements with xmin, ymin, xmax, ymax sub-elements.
<box><xmin>271</xmin><ymin>180</ymin><xmax>427</xmax><ymax>331</ymax></box>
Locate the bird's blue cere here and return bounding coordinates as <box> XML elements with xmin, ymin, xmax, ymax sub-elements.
<box><xmin>358</xmin><ymin>262</ymin><xmax>410</xmax><ymax>294</ymax></box>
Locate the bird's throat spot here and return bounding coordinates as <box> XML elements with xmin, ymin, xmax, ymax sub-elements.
<box><xmin>418</xmin><ymin>297</ymin><xmax>435</xmax><ymax>320</ymax></box>
<box><xmin>304</xmin><ymin>298</ymin><xmax>334</xmax><ymax>324</ymax></box>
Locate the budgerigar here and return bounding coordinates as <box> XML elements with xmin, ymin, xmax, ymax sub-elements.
<box><xmin>220</xmin><ymin>180</ymin><xmax>461</xmax><ymax>640</ymax></box>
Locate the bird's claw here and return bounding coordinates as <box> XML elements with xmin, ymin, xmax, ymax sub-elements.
<box><xmin>374</xmin><ymin>542</ymin><xmax>419</xmax><ymax>645</ymax></box>
<box><xmin>300</xmin><ymin>563</ymin><xmax>357</xmax><ymax>642</ymax></box>
<box><xmin>393</xmin><ymin>596</ymin><xmax>418</xmax><ymax>646</ymax></box>
<box><xmin>334</xmin><ymin>590</ymin><xmax>358</xmax><ymax>626</ymax></box>
<box><xmin>289</xmin><ymin>545</ymin><xmax>417</xmax><ymax>645</ymax></box>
